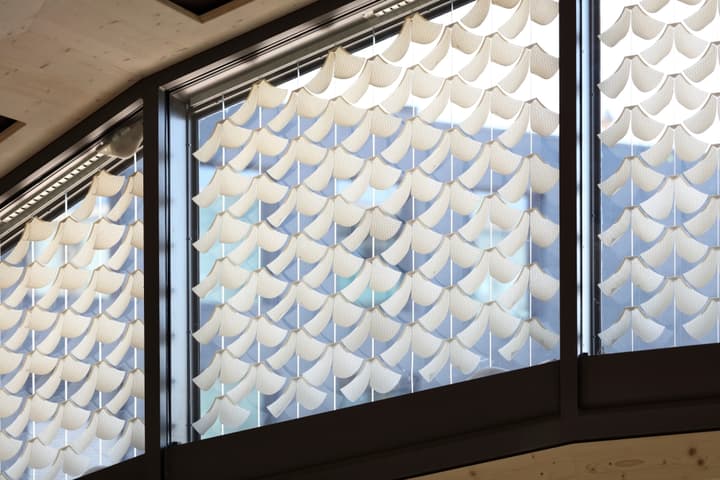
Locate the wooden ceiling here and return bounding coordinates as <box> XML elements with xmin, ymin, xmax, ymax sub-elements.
<box><xmin>415</xmin><ymin>430</ymin><xmax>720</xmax><ymax>480</ymax></box>
<box><xmin>0</xmin><ymin>0</ymin><xmax>314</xmax><ymax>179</ymax></box>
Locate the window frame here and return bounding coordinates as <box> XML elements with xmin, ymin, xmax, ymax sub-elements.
<box><xmin>0</xmin><ymin>1</ymin><xmax>718</xmax><ymax>479</ymax></box>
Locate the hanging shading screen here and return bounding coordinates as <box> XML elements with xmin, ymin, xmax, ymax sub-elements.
<box><xmin>598</xmin><ymin>0</ymin><xmax>720</xmax><ymax>352</ymax></box>
<box><xmin>191</xmin><ymin>0</ymin><xmax>559</xmax><ymax>438</ymax></box>
<box><xmin>0</xmin><ymin>121</ymin><xmax>145</xmax><ymax>479</ymax></box>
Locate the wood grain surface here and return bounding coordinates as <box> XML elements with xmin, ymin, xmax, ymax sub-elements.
<box><xmin>0</xmin><ymin>0</ymin><xmax>313</xmax><ymax>177</ymax></box>
<box><xmin>414</xmin><ymin>431</ymin><xmax>720</xmax><ymax>480</ymax></box>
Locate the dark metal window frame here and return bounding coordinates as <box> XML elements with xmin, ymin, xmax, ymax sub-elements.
<box><xmin>0</xmin><ymin>1</ymin><xmax>718</xmax><ymax>479</ymax></box>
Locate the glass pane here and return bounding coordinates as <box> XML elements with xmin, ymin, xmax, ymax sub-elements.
<box><xmin>190</xmin><ymin>0</ymin><xmax>559</xmax><ymax>439</ymax></box>
<box><xmin>598</xmin><ymin>0</ymin><xmax>720</xmax><ymax>352</ymax></box>
<box><xmin>0</xmin><ymin>118</ymin><xmax>145</xmax><ymax>478</ymax></box>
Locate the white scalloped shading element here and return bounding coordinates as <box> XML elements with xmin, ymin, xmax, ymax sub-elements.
<box><xmin>599</xmin><ymin>257</ymin><xmax>665</xmax><ymax>296</ymax></box>
<box><xmin>598</xmin><ymin>106</ymin><xmax>664</xmax><ymax>146</ymax></box>
<box><xmin>598</xmin><ymin>0</ymin><xmax>720</xmax><ymax>350</ymax></box>
<box><xmin>599</xmin><ymin>308</ymin><xmax>665</xmax><ymax>346</ymax></box>
<box><xmin>498</xmin><ymin>318</ymin><xmax>559</xmax><ymax>361</ymax></box>
<box><xmin>599</xmin><ymin>56</ymin><xmax>665</xmax><ymax>99</ymax></box>
<box><xmin>600</xmin><ymin>5</ymin><xmax>664</xmax><ymax>47</ymax></box>
<box><xmin>598</xmin><ymin>156</ymin><xmax>665</xmax><ymax>195</ymax></box>
<box><xmin>0</xmin><ymin>160</ymin><xmax>144</xmax><ymax>479</ymax></box>
<box><xmin>191</xmin><ymin>0</ymin><xmax>559</xmax><ymax>434</ymax></box>
<box><xmin>684</xmin><ymin>299</ymin><xmax>720</xmax><ymax>340</ymax></box>
<box><xmin>640</xmin><ymin>125</ymin><xmax>709</xmax><ymax>165</ymax></box>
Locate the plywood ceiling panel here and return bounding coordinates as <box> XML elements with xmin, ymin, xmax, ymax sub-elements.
<box><xmin>0</xmin><ymin>0</ymin><xmax>315</xmax><ymax>178</ymax></box>
<box><xmin>415</xmin><ymin>430</ymin><xmax>720</xmax><ymax>480</ymax></box>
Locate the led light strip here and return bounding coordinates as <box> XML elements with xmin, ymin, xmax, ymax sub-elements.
<box><xmin>1</xmin><ymin>155</ymin><xmax>102</xmax><ymax>224</ymax></box>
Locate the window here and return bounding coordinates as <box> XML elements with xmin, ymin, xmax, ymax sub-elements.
<box><xmin>597</xmin><ymin>0</ymin><xmax>720</xmax><ymax>352</ymax></box>
<box><xmin>0</xmin><ymin>118</ymin><xmax>145</xmax><ymax>479</ymax></box>
<box><xmin>186</xmin><ymin>0</ymin><xmax>560</xmax><ymax>439</ymax></box>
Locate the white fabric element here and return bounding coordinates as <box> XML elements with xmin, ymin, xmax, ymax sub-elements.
<box><xmin>108</xmin><ymin>419</ymin><xmax>144</xmax><ymax>464</ymax></box>
<box><xmin>641</xmin><ymin>23</ymin><xmax>707</xmax><ymax>65</ymax></box>
<box><xmin>684</xmin><ymin>93</ymin><xmax>720</xmax><ymax>134</ymax></box>
<box><xmin>683</xmin><ymin>247</ymin><xmax>720</xmax><ymax>288</ymax></box>
<box><xmin>598</xmin><ymin>207</ymin><xmax>665</xmax><ymax>246</ymax></box>
<box><xmin>192</xmin><ymin>121</ymin><xmax>252</xmax><ymax>163</ymax></box>
<box><xmin>599</xmin><ymin>308</ymin><xmax>665</xmax><ymax>346</ymax></box>
<box><xmin>684</xmin><ymin>299</ymin><xmax>720</xmax><ymax>340</ymax></box>
<box><xmin>684</xmin><ymin>42</ymin><xmax>720</xmax><ymax>82</ymax></box>
<box><xmin>72</xmin><ymin>171</ymin><xmax>127</xmax><ymax>220</ymax></box>
<box><xmin>193</xmin><ymin>304</ymin><xmax>251</xmax><ymax>344</ymax></box>
<box><xmin>232</xmin><ymin>80</ymin><xmax>289</xmax><ymax>125</ymax></box>
<box><xmin>639</xmin><ymin>226</ymin><xmax>707</xmax><ymax>267</ymax></box>
<box><xmin>273</xmin><ymin>378</ymin><xmax>327</xmax><ymax>417</ymax></box>
<box><xmin>498</xmin><ymin>318</ymin><xmax>559</xmax><ymax>361</ymax></box>
<box><xmin>192</xmin><ymin>396</ymin><xmax>250</xmax><ymax>436</ymax></box>
<box><xmin>598</xmin><ymin>156</ymin><xmax>664</xmax><ymax>196</ymax></box>
<box><xmin>107</xmin><ymin>171</ymin><xmax>144</xmax><ymax>221</ymax></box>
<box><xmin>685</xmin><ymin>195</ymin><xmax>720</xmax><ymax>236</ymax></box>
<box><xmin>684</xmin><ymin>0</ymin><xmax>720</xmax><ymax>30</ymax></box>
<box><xmin>224</xmin><ymin>363</ymin><xmax>287</xmax><ymax>404</ymax></box>
<box><xmin>599</xmin><ymin>257</ymin><xmax>665</xmax><ymax>296</ymax></box>
<box><xmin>192</xmin><ymin>165</ymin><xmax>253</xmax><ymax>208</ymax></box>
<box><xmin>641</xmin><ymin>125</ymin><xmax>708</xmax><ymax>165</ymax></box>
<box><xmin>599</xmin><ymin>56</ymin><xmax>664</xmax><ymax>99</ymax></box>
<box><xmin>499</xmin><ymin>263</ymin><xmax>559</xmax><ymax>307</ymax></box>
<box><xmin>641</xmin><ymin>277</ymin><xmax>707</xmax><ymax>318</ymax></box>
<box><xmin>340</xmin><ymin>358</ymin><xmax>402</xmax><ymax>402</ymax></box>
<box><xmin>600</xmin><ymin>5</ymin><xmax>664</xmax><ymax>47</ymax></box>
<box><xmin>641</xmin><ymin>74</ymin><xmax>707</xmax><ymax>115</ymax></box>
<box><xmin>499</xmin><ymin>154</ymin><xmax>559</xmax><ymax>201</ymax></box>
<box><xmin>4</xmin><ymin>219</ymin><xmax>56</xmax><ymax>264</ymax></box>
<box><xmin>599</xmin><ymin>106</ymin><xmax>664</xmax><ymax>146</ymax></box>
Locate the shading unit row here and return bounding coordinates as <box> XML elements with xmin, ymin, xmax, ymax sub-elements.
<box><xmin>598</xmin><ymin>0</ymin><xmax>720</xmax><ymax>351</ymax></box>
<box><xmin>0</xmin><ymin>137</ymin><xmax>145</xmax><ymax>479</ymax></box>
<box><xmin>191</xmin><ymin>0</ymin><xmax>559</xmax><ymax>438</ymax></box>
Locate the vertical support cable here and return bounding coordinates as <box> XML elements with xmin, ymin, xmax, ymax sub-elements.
<box><xmin>220</xmin><ymin>97</ymin><xmax>227</xmax><ymax>435</ymax></box>
<box><xmin>488</xmin><ymin>2</ymin><xmax>495</xmax><ymax>369</ymax></box>
<box><xmin>629</xmin><ymin>13</ymin><xmax>636</xmax><ymax>354</ymax></box>
<box><xmin>672</xmin><ymin>142</ymin><xmax>678</xmax><ymax>348</ymax></box>
<box><xmin>332</xmin><ymin>64</ymin><xmax>338</xmax><ymax>411</ymax></box>
<box><xmin>448</xmin><ymin>0</ymin><xmax>455</xmax><ymax>385</ymax></box>
<box><xmin>288</xmin><ymin>94</ymin><xmax>299</xmax><ymax>420</ymax></box>
<box><xmin>410</xmin><ymin>35</ymin><xmax>417</xmax><ymax>394</ymax></box>
<box><xmin>525</xmin><ymin>126</ymin><xmax>533</xmax><ymax>366</ymax></box>
<box><xmin>371</xmin><ymin>30</ymin><xmax>377</xmax><ymax>403</ymax></box>
<box><xmin>98</xmin><ymin>295</ymin><xmax>104</xmax><ymax>466</ymax></box>
<box><xmin>64</xmin><ymin>192</ymin><xmax>69</xmax><ymax>477</ymax></box>
<box><xmin>30</xmin><ymin>235</ymin><xmax>37</xmax><ymax>480</ymax></box>
<box><xmin>130</xmin><ymin>151</ymin><xmax>139</xmax><ymax>458</ymax></box>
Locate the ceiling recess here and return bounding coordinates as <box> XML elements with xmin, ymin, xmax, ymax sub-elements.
<box><xmin>0</xmin><ymin>115</ymin><xmax>24</xmax><ymax>144</ymax></box>
<box><xmin>158</xmin><ymin>0</ymin><xmax>253</xmax><ymax>21</ymax></box>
